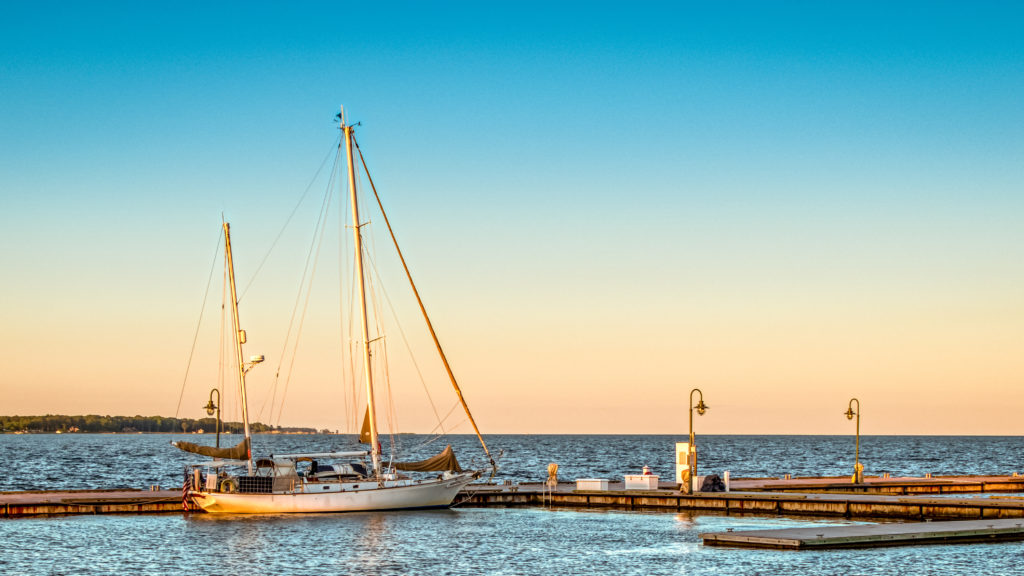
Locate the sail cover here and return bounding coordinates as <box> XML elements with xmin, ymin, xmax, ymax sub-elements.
<box><xmin>173</xmin><ymin>437</ymin><xmax>250</xmax><ymax>460</ymax></box>
<box><xmin>394</xmin><ymin>445</ymin><xmax>462</xmax><ymax>472</ymax></box>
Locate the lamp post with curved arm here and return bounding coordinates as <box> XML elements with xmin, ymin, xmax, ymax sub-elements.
<box><xmin>844</xmin><ymin>398</ymin><xmax>862</xmax><ymax>483</ymax></box>
<box><xmin>688</xmin><ymin>388</ymin><xmax>708</xmax><ymax>492</ymax></box>
<box><xmin>204</xmin><ymin>388</ymin><xmax>221</xmax><ymax>448</ymax></box>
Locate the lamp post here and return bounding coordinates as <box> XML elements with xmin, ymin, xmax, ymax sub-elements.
<box><xmin>204</xmin><ymin>388</ymin><xmax>221</xmax><ymax>448</ymax></box>
<box><xmin>688</xmin><ymin>388</ymin><xmax>708</xmax><ymax>492</ymax></box>
<box><xmin>844</xmin><ymin>398</ymin><xmax>862</xmax><ymax>483</ymax></box>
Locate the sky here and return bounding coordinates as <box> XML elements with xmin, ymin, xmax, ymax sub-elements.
<box><xmin>1</xmin><ymin>2</ymin><xmax>1022</xmax><ymax>435</ymax></box>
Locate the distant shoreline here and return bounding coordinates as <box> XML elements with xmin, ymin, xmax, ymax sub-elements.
<box><xmin>1</xmin><ymin>431</ymin><xmax>335</xmax><ymax>435</ymax></box>
<box><xmin>0</xmin><ymin>415</ymin><xmax>322</xmax><ymax>435</ymax></box>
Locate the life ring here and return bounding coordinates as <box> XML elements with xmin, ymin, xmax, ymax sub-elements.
<box><xmin>220</xmin><ymin>478</ymin><xmax>238</xmax><ymax>493</ymax></box>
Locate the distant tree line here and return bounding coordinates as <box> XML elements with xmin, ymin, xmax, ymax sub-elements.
<box><xmin>0</xmin><ymin>415</ymin><xmax>315</xmax><ymax>434</ymax></box>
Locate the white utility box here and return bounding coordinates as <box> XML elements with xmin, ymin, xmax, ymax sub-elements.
<box><xmin>624</xmin><ymin>474</ymin><xmax>660</xmax><ymax>490</ymax></box>
<box><xmin>676</xmin><ymin>442</ymin><xmax>696</xmax><ymax>484</ymax></box>
<box><xmin>576</xmin><ymin>478</ymin><xmax>609</xmax><ymax>491</ymax></box>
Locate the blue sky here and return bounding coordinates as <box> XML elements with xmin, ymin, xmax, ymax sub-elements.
<box><xmin>1</xmin><ymin>2</ymin><xmax>1022</xmax><ymax>433</ymax></box>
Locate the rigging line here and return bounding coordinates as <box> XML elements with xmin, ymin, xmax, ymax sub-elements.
<box><xmin>221</xmin><ymin>262</ymin><xmax>239</xmax><ymax>430</ymax></box>
<box><xmin>401</xmin><ymin>403</ymin><xmax>460</xmax><ymax>455</ymax></box>
<box><xmin>265</xmin><ymin>143</ymin><xmax>342</xmax><ymax>425</ymax></box>
<box><xmin>274</xmin><ymin>160</ymin><xmax>338</xmax><ymax>427</ymax></box>
<box><xmin>355</xmin><ymin>136</ymin><xmax>495</xmax><ymax>470</ymax></box>
<box><xmin>346</xmin><ymin>259</ymin><xmax>359</xmax><ymax>434</ymax></box>
<box><xmin>403</xmin><ymin>418</ymin><xmax>461</xmax><ymax>452</ymax></box>
<box><xmin>381</xmin><ymin>344</ymin><xmax>398</xmax><ymax>461</ymax></box>
<box><xmin>374</xmin><ymin>295</ymin><xmax>402</xmax><ymax>458</ymax></box>
<box><xmin>405</xmin><ymin>433</ymin><xmax>444</xmax><ymax>453</ymax></box>
<box><xmin>349</xmin><ymin>339</ymin><xmax>365</xmax><ymax>433</ymax></box>
<box><xmin>361</xmin><ymin>248</ymin><xmax>444</xmax><ymax>428</ymax></box>
<box><xmin>174</xmin><ymin>230</ymin><xmax>223</xmax><ymax>419</ymax></box>
<box><xmin>218</xmin><ymin>260</ymin><xmax>227</xmax><ymax>422</ymax></box>
<box><xmin>428</xmin><ymin>416</ymin><xmax>469</xmax><ymax>447</ymax></box>
<box><xmin>343</xmin><ymin>199</ymin><xmax>357</xmax><ymax>433</ymax></box>
<box><xmin>362</xmin><ymin>250</ymin><xmax>389</xmax><ymax>421</ymax></box>
<box><xmin>334</xmin><ymin>196</ymin><xmax>349</xmax><ymax>434</ymax></box>
<box><xmin>338</xmin><ymin>162</ymin><xmax>357</xmax><ymax>433</ymax></box>
<box><xmin>380</xmin><ymin>334</ymin><xmax>400</xmax><ymax>451</ymax></box>
<box><xmin>344</xmin><ymin>184</ymin><xmax>362</xmax><ymax>434</ymax></box>
<box><xmin>424</xmin><ymin>401</ymin><xmax>462</xmax><ymax>437</ymax></box>
<box><xmin>362</xmin><ymin>238</ymin><xmax>400</xmax><ymax>459</ymax></box>
<box><xmin>405</xmin><ymin>419</ymin><xmax>468</xmax><ymax>462</ymax></box>
<box><xmin>240</xmin><ymin>133</ymin><xmax>341</xmax><ymax>301</ymax></box>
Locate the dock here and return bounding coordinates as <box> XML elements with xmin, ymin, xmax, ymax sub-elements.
<box><xmin>3</xmin><ymin>475</ymin><xmax>1024</xmax><ymax>519</ymax></box>
<box><xmin>460</xmin><ymin>479</ymin><xmax>1024</xmax><ymax>521</ymax></box>
<box><xmin>729</xmin><ymin>474</ymin><xmax>1024</xmax><ymax>495</ymax></box>
<box><xmin>700</xmin><ymin>518</ymin><xmax>1024</xmax><ymax>549</ymax></box>
<box><xmin>0</xmin><ymin>489</ymin><xmax>182</xmax><ymax>517</ymax></box>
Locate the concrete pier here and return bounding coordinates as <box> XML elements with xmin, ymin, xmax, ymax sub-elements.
<box><xmin>701</xmin><ymin>518</ymin><xmax>1024</xmax><ymax>549</ymax></box>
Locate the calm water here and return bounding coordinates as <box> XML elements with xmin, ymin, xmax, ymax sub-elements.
<box><xmin>3</xmin><ymin>507</ymin><xmax>1024</xmax><ymax>575</ymax></box>
<box><xmin>1</xmin><ymin>433</ymin><xmax>1022</xmax><ymax>491</ymax></box>
<box><xmin>3</xmin><ymin>434</ymin><xmax>1024</xmax><ymax>575</ymax></box>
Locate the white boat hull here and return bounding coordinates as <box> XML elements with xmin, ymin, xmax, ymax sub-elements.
<box><xmin>189</xmin><ymin>473</ymin><xmax>476</xmax><ymax>514</ymax></box>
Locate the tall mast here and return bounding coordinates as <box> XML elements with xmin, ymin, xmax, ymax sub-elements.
<box><xmin>223</xmin><ymin>221</ymin><xmax>254</xmax><ymax>474</ymax></box>
<box><xmin>342</xmin><ymin>108</ymin><xmax>381</xmax><ymax>476</ymax></box>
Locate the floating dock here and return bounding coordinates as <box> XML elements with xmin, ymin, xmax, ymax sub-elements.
<box><xmin>700</xmin><ymin>518</ymin><xmax>1024</xmax><ymax>549</ymax></box>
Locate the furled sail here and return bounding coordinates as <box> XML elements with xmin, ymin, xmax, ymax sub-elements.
<box><xmin>359</xmin><ymin>407</ymin><xmax>371</xmax><ymax>444</ymax></box>
<box><xmin>394</xmin><ymin>444</ymin><xmax>462</xmax><ymax>472</ymax></box>
<box><xmin>172</xmin><ymin>437</ymin><xmax>250</xmax><ymax>460</ymax></box>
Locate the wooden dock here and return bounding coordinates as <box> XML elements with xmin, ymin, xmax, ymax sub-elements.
<box><xmin>460</xmin><ymin>480</ymin><xmax>1024</xmax><ymax>521</ymax></box>
<box><xmin>0</xmin><ymin>489</ymin><xmax>182</xmax><ymax>517</ymax></box>
<box><xmin>729</xmin><ymin>474</ymin><xmax>1024</xmax><ymax>495</ymax></box>
<box><xmin>3</xmin><ymin>475</ymin><xmax>1024</xmax><ymax>519</ymax></box>
<box><xmin>700</xmin><ymin>518</ymin><xmax>1024</xmax><ymax>549</ymax></box>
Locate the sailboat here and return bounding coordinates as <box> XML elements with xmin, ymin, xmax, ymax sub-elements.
<box><xmin>174</xmin><ymin>109</ymin><xmax>495</xmax><ymax>513</ymax></box>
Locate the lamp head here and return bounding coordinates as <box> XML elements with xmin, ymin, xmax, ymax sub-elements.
<box><xmin>844</xmin><ymin>407</ymin><xmax>855</xmax><ymax>420</ymax></box>
<box><xmin>203</xmin><ymin>399</ymin><xmax>216</xmax><ymax>416</ymax></box>
<box><xmin>696</xmin><ymin>400</ymin><xmax>708</xmax><ymax>415</ymax></box>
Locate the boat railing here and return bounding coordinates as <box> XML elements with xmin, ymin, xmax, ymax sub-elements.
<box><xmin>186</xmin><ymin>464</ymin><xmax>278</xmax><ymax>494</ymax></box>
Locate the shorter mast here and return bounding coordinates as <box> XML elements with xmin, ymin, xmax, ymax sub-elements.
<box><xmin>341</xmin><ymin>108</ymin><xmax>382</xmax><ymax>477</ymax></box>
<box><xmin>223</xmin><ymin>221</ymin><xmax>254</xmax><ymax>474</ymax></box>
